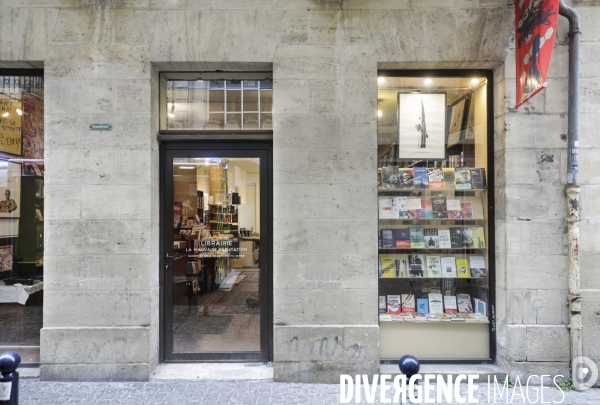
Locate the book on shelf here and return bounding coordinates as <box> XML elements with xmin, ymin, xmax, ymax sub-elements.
<box><xmin>387</xmin><ymin>295</ymin><xmax>402</xmax><ymax>315</ymax></box>
<box><xmin>392</xmin><ymin>196</ymin><xmax>409</xmax><ymax>219</ymax></box>
<box><xmin>379</xmin><ymin>314</ymin><xmax>392</xmax><ymax>322</ymax></box>
<box><xmin>470</xmin><ymin>168</ymin><xmax>486</xmax><ymax>189</ymax></box>
<box><xmin>455</xmin><ymin>167</ymin><xmax>472</xmax><ymax>189</ymax></box>
<box><xmin>456</xmin><ymin>258</ymin><xmax>471</xmax><ymax>278</ymax></box>
<box><xmin>394</xmin><ymin>229</ymin><xmax>410</xmax><ymax>248</ymax></box>
<box><xmin>427</xmin><ymin>168</ymin><xmax>444</xmax><ymax>189</ymax></box>
<box><xmin>397</xmin><ymin>258</ymin><xmax>409</xmax><ymax>277</ymax></box>
<box><xmin>457</xmin><ymin>293</ymin><xmax>473</xmax><ymax>314</ymax></box>
<box><xmin>441</xmin><ymin>256</ymin><xmax>458</xmax><ymax>278</ymax></box>
<box><xmin>408</xmin><ymin>254</ymin><xmax>425</xmax><ymax>277</ymax></box>
<box><xmin>450</xmin><ymin>227</ymin><xmax>463</xmax><ymax>248</ymax></box>
<box><xmin>428</xmin><ymin>293</ymin><xmax>444</xmax><ymax>314</ymax></box>
<box><xmin>461</xmin><ymin>202</ymin><xmax>473</xmax><ymax>219</ymax></box>
<box><xmin>462</xmin><ymin>227</ymin><xmax>474</xmax><ymax>248</ymax></box>
<box><xmin>426</xmin><ymin>255</ymin><xmax>443</xmax><ymax>277</ymax></box>
<box><xmin>472</xmin><ymin>227</ymin><xmax>486</xmax><ymax>248</ymax></box>
<box><xmin>424</xmin><ymin>228</ymin><xmax>439</xmax><ymax>248</ymax></box>
<box><xmin>421</xmin><ymin>199</ymin><xmax>433</xmax><ymax>219</ymax></box>
<box><xmin>417</xmin><ymin>298</ymin><xmax>429</xmax><ymax>314</ymax></box>
<box><xmin>408</xmin><ymin>198</ymin><xmax>423</xmax><ymax>218</ymax></box>
<box><xmin>442</xmin><ymin>168</ymin><xmax>456</xmax><ymax>189</ymax></box>
<box><xmin>381</xmin><ymin>229</ymin><xmax>395</xmax><ymax>248</ymax></box>
<box><xmin>474</xmin><ymin>298</ymin><xmax>487</xmax><ymax>316</ymax></box>
<box><xmin>447</xmin><ymin>199</ymin><xmax>463</xmax><ymax>219</ymax></box>
<box><xmin>413</xmin><ymin>167</ymin><xmax>429</xmax><ymax>189</ymax></box>
<box><xmin>401</xmin><ymin>294</ymin><xmax>416</xmax><ymax>313</ymax></box>
<box><xmin>431</xmin><ymin>196</ymin><xmax>448</xmax><ymax>218</ymax></box>
<box><xmin>380</xmin><ymin>256</ymin><xmax>396</xmax><ymax>278</ymax></box>
<box><xmin>379</xmin><ymin>296</ymin><xmax>387</xmax><ymax>313</ymax></box>
<box><xmin>415</xmin><ymin>313</ymin><xmax>427</xmax><ymax>321</ymax></box>
<box><xmin>443</xmin><ymin>295</ymin><xmax>458</xmax><ymax>314</ymax></box>
<box><xmin>379</xmin><ymin>198</ymin><xmax>394</xmax><ymax>219</ymax></box>
<box><xmin>409</xmin><ymin>226</ymin><xmax>425</xmax><ymax>248</ymax></box>
<box><xmin>469</xmin><ymin>255</ymin><xmax>487</xmax><ymax>277</ymax></box>
<box><xmin>398</xmin><ymin>168</ymin><xmax>414</xmax><ymax>189</ymax></box>
<box><xmin>381</xmin><ymin>166</ymin><xmax>400</xmax><ymax>189</ymax></box>
<box><xmin>438</xmin><ymin>229</ymin><xmax>452</xmax><ymax>249</ymax></box>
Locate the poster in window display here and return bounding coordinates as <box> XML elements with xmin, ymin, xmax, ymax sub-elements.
<box><xmin>0</xmin><ymin>245</ymin><xmax>13</xmax><ymax>272</ymax></box>
<box><xmin>0</xmin><ymin>162</ymin><xmax>20</xmax><ymax>218</ymax></box>
<box><xmin>398</xmin><ymin>93</ymin><xmax>446</xmax><ymax>160</ymax></box>
<box><xmin>448</xmin><ymin>98</ymin><xmax>467</xmax><ymax>146</ymax></box>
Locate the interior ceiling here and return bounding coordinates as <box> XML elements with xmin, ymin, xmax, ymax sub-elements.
<box><xmin>174</xmin><ymin>158</ymin><xmax>260</xmax><ymax>173</ymax></box>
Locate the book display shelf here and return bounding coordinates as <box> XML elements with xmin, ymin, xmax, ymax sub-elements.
<box><xmin>377</xmin><ymin>72</ymin><xmax>494</xmax><ymax>361</ymax></box>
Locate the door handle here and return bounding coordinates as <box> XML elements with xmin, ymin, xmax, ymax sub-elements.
<box><xmin>165</xmin><ymin>254</ymin><xmax>181</xmax><ymax>260</ymax></box>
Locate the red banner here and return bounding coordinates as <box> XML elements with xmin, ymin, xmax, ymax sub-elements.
<box><xmin>515</xmin><ymin>0</ymin><xmax>559</xmax><ymax>108</ymax></box>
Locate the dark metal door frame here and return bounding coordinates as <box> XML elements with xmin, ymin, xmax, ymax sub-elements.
<box><xmin>159</xmin><ymin>139</ymin><xmax>273</xmax><ymax>362</ymax></box>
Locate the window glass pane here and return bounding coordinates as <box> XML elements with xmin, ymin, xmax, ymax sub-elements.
<box><xmin>377</xmin><ymin>74</ymin><xmax>491</xmax><ymax>361</ymax></box>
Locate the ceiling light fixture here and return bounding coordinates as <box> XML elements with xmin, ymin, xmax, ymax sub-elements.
<box><xmin>377</xmin><ymin>77</ymin><xmax>385</xmax><ymax>84</ymax></box>
<box><xmin>424</xmin><ymin>78</ymin><xmax>433</xmax><ymax>85</ymax></box>
<box><xmin>168</xmin><ymin>100</ymin><xmax>175</xmax><ymax>118</ymax></box>
<box><xmin>377</xmin><ymin>110</ymin><xmax>382</xmax><ymax>117</ymax></box>
<box><xmin>470</xmin><ymin>78</ymin><xmax>479</xmax><ymax>86</ymax></box>
<box><xmin>179</xmin><ymin>166</ymin><xmax>195</xmax><ymax>170</ymax></box>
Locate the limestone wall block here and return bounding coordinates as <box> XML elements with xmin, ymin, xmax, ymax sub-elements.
<box><xmin>580</xmin><ymin>185</ymin><xmax>600</xmax><ymax>218</ymax></box>
<box><xmin>149</xmin><ymin>0</ymin><xmax>211</xmax><ymax>9</ymax></box>
<box><xmin>547</xmin><ymin>44</ymin><xmax>569</xmax><ymax>79</ymax></box>
<box><xmin>307</xmin><ymin>218</ymin><xmax>376</xmax><ymax>254</ymax></box>
<box><xmin>505</xmin><ymin>78</ymin><xmax>546</xmax><ymax>115</ymax></box>
<box><xmin>579</xmin><ymin>113</ymin><xmax>600</xmax><ymax>148</ymax></box>
<box><xmin>81</xmin><ymin>114</ymin><xmax>151</xmax><ymax>150</ymax></box>
<box><xmin>273</xmin><ymin>148</ymin><xmax>311</xmax><ymax>184</ymax></box>
<box><xmin>308</xmin><ymin>149</ymin><xmax>376</xmax><ymax>184</ymax></box>
<box><xmin>114</xmin><ymin>219</ymin><xmax>152</xmax><ymax>254</ymax></box>
<box><xmin>344</xmin><ymin>0</ymin><xmax>410</xmax><ymax>9</ymax></box>
<box><xmin>213</xmin><ymin>0</ymin><xmax>273</xmax><ymax>9</ymax></box>
<box><xmin>526</xmin><ymin>326</ymin><xmax>570</xmax><ymax>362</ymax></box>
<box><xmin>309</xmin><ymin>80</ymin><xmax>340</xmax><ymax>114</ymax></box>
<box><xmin>273</xmin><ymin>79</ymin><xmax>310</xmax><ymax>114</ymax></box>
<box><xmin>504</xmin><ymin>113</ymin><xmax>566</xmax><ymax>149</ymax></box>
<box><xmin>281</xmin><ymin>10</ymin><xmax>342</xmax><ymax>44</ymax></box>
<box><xmin>273</xmin><ymin>254</ymin><xmax>309</xmax><ymax>290</ymax></box>
<box><xmin>581</xmin><ymin>254</ymin><xmax>600</xmax><ymax>289</ymax></box>
<box><xmin>581</xmin><ymin>290</ymin><xmax>600</xmax><ymax>361</ymax></box>
<box><xmin>0</xmin><ymin>8</ymin><xmax>29</xmax><ymax>60</ymax></box>
<box><xmin>580</xmin><ymin>6</ymin><xmax>600</xmax><ymax>43</ymax></box>
<box><xmin>273</xmin><ymin>114</ymin><xmax>341</xmax><ymax>149</ymax></box>
<box><xmin>45</xmin><ymin>115</ymin><xmax>82</xmax><ymax>150</ymax></box>
<box><xmin>580</xmin><ymin>77</ymin><xmax>600</xmax><ymax>113</ymax></box>
<box><xmin>44</xmin><ymin>150</ymin><xmax>86</xmax><ymax>185</ymax></box>
<box><xmin>339</xmin><ymin>78</ymin><xmax>377</xmax><ymax>114</ymax></box>
<box><xmin>506</xmin><ymin>254</ymin><xmax>568</xmax><ymax>290</ymax></box>
<box><xmin>273</xmin><ymin>287</ymin><xmax>378</xmax><ymax>325</ymax></box>
<box><xmin>115</xmin><ymin>78</ymin><xmax>152</xmax><ymax>112</ymax></box>
<box><xmin>341</xmin><ymin>114</ymin><xmax>377</xmax><ymax>150</ymax></box>
<box><xmin>503</xmin><ymin>150</ymin><xmax>539</xmax><ymax>185</ymax></box>
<box><xmin>44</xmin><ymin>185</ymin><xmax>81</xmax><ymax>221</ymax></box>
<box><xmin>507</xmin><ymin>325</ymin><xmax>527</xmax><ymax>361</ymax></box>
<box><xmin>504</xmin><ymin>220</ymin><xmax>532</xmax><ymax>254</ymax></box>
<box><xmin>506</xmin><ymin>185</ymin><xmax>566</xmax><ymax>220</ymax></box>
<box><xmin>274</xmin><ymin>45</ymin><xmax>340</xmax><ymax>79</ymax></box>
<box><xmin>45</xmin><ymin>78</ymin><xmax>114</xmax><ymax>114</ymax></box>
<box><xmin>45</xmin><ymin>44</ymin><xmax>82</xmax><ymax>78</ymax></box>
<box><xmin>45</xmin><ymin>220</ymin><xmax>115</xmax><ymax>256</ymax></box>
<box><xmin>410</xmin><ymin>0</ymin><xmax>479</xmax><ymax>9</ymax></box>
<box><xmin>82</xmin><ymin>185</ymin><xmax>151</xmax><ymax>220</ymax></box>
<box><xmin>273</xmin><ymin>219</ymin><xmax>310</xmax><ymax>254</ymax></box>
<box><xmin>81</xmin><ymin>44</ymin><xmax>150</xmax><ymax>79</ymax></box>
<box><xmin>114</xmin><ymin>150</ymin><xmax>152</xmax><ymax>185</ymax></box>
<box><xmin>544</xmin><ymin>78</ymin><xmax>568</xmax><ymax>114</ymax></box>
<box><xmin>579</xmin><ymin>148</ymin><xmax>600</xmax><ymax>185</ymax></box>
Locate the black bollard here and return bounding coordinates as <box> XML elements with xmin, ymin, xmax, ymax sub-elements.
<box><xmin>0</xmin><ymin>351</ymin><xmax>21</xmax><ymax>405</ymax></box>
<box><xmin>398</xmin><ymin>354</ymin><xmax>420</xmax><ymax>383</ymax></box>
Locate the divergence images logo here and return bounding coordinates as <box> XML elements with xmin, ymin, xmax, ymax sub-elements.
<box><xmin>573</xmin><ymin>356</ymin><xmax>598</xmax><ymax>391</ymax></box>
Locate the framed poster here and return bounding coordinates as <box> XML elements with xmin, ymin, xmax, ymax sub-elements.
<box><xmin>0</xmin><ymin>161</ymin><xmax>21</xmax><ymax>218</ymax></box>
<box><xmin>448</xmin><ymin>97</ymin><xmax>468</xmax><ymax>147</ymax></box>
<box><xmin>398</xmin><ymin>93</ymin><xmax>447</xmax><ymax>160</ymax></box>
<box><xmin>0</xmin><ymin>245</ymin><xmax>13</xmax><ymax>272</ymax></box>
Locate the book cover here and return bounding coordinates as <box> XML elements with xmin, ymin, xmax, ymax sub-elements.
<box><xmin>442</xmin><ymin>168</ymin><xmax>456</xmax><ymax>189</ymax></box>
<box><xmin>431</xmin><ymin>196</ymin><xmax>447</xmax><ymax>219</ymax></box>
<box><xmin>392</xmin><ymin>196</ymin><xmax>409</xmax><ymax>219</ymax></box>
<box><xmin>462</xmin><ymin>227</ymin><xmax>474</xmax><ymax>248</ymax></box>
<box><xmin>444</xmin><ymin>295</ymin><xmax>458</xmax><ymax>314</ymax></box>
<box><xmin>413</xmin><ymin>167</ymin><xmax>429</xmax><ymax>189</ymax></box>
<box><xmin>381</xmin><ymin>229</ymin><xmax>395</xmax><ymax>248</ymax></box>
<box><xmin>378</xmin><ymin>169</ymin><xmax>382</xmax><ymax>188</ymax></box>
<box><xmin>379</xmin><ymin>198</ymin><xmax>394</xmax><ymax>219</ymax></box>
<box><xmin>457</xmin><ymin>294</ymin><xmax>473</xmax><ymax>314</ymax></box>
<box><xmin>455</xmin><ymin>167</ymin><xmax>472</xmax><ymax>189</ymax></box>
<box><xmin>427</xmin><ymin>168</ymin><xmax>445</xmax><ymax>189</ymax></box>
<box><xmin>424</xmin><ymin>228</ymin><xmax>439</xmax><ymax>248</ymax></box>
<box><xmin>470</xmin><ymin>168</ymin><xmax>486</xmax><ymax>189</ymax></box>
<box><xmin>460</xmin><ymin>202</ymin><xmax>473</xmax><ymax>219</ymax></box>
<box><xmin>401</xmin><ymin>294</ymin><xmax>416</xmax><ymax>313</ymax></box>
<box><xmin>447</xmin><ymin>199</ymin><xmax>463</xmax><ymax>219</ymax></box>
<box><xmin>441</xmin><ymin>256</ymin><xmax>457</xmax><ymax>278</ymax></box>
<box><xmin>438</xmin><ymin>229</ymin><xmax>452</xmax><ymax>249</ymax></box>
<box><xmin>387</xmin><ymin>295</ymin><xmax>402</xmax><ymax>315</ymax></box>
<box><xmin>381</xmin><ymin>166</ymin><xmax>400</xmax><ymax>189</ymax></box>
<box><xmin>408</xmin><ymin>198</ymin><xmax>423</xmax><ymax>218</ymax></box>
<box><xmin>426</xmin><ymin>255</ymin><xmax>443</xmax><ymax>277</ymax></box>
<box><xmin>421</xmin><ymin>199</ymin><xmax>433</xmax><ymax>219</ymax></box>
<box><xmin>456</xmin><ymin>258</ymin><xmax>471</xmax><ymax>278</ymax></box>
<box><xmin>469</xmin><ymin>255</ymin><xmax>487</xmax><ymax>277</ymax></box>
<box><xmin>476</xmin><ymin>299</ymin><xmax>487</xmax><ymax>316</ymax></box>
<box><xmin>428</xmin><ymin>293</ymin><xmax>444</xmax><ymax>314</ymax></box>
<box><xmin>417</xmin><ymin>298</ymin><xmax>429</xmax><ymax>314</ymax></box>
<box><xmin>397</xmin><ymin>257</ymin><xmax>409</xmax><ymax>277</ymax></box>
<box><xmin>379</xmin><ymin>296</ymin><xmax>387</xmax><ymax>313</ymax></box>
<box><xmin>398</xmin><ymin>168</ymin><xmax>414</xmax><ymax>189</ymax></box>
<box><xmin>409</xmin><ymin>226</ymin><xmax>425</xmax><ymax>249</ymax></box>
<box><xmin>471</xmin><ymin>227</ymin><xmax>486</xmax><ymax>248</ymax></box>
<box><xmin>380</xmin><ymin>256</ymin><xmax>396</xmax><ymax>278</ymax></box>
<box><xmin>450</xmin><ymin>227</ymin><xmax>463</xmax><ymax>248</ymax></box>
<box><xmin>394</xmin><ymin>229</ymin><xmax>410</xmax><ymax>248</ymax></box>
<box><xmin>408</xmin><ymin>254</ymin><xmax>425</xmax><ymax>277</ymax></box>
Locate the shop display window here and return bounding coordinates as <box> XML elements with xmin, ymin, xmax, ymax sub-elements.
<box><xmin>377</xmin><ymin>72</ymin><xmax>494</xmax><ymax>361</ymax></box>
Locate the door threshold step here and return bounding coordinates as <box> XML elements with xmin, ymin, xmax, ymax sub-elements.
<box><xmin>152</xmin><ymin>363</ymin><xmax>274</xmax><ymax>381</ymax></box>
<box><xmin>380</xmin><ymin>363</ymin><xmax>506</xmax><ymax>383</ymax></box>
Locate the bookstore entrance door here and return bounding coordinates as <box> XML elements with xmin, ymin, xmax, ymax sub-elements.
<box><xmin>162</xmin><ymin>143</ymin><xmax>272</xmax><ymax>362</ymax></box>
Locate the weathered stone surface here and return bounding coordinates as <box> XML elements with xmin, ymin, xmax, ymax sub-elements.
<box><xmin>526</xmin><ymin>326</ymin><xmax>570</xmax><ymax>362</ymax></box>
<box><xmin>273</xmin><ymin>219</ymin><xmax>310</xmax><ymax>254</ymax></box>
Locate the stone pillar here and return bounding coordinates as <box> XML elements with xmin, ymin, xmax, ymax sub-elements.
<box><xmin>40</xmin><ymin>8</ymin><xmax>158</xmax><ymax>381</ymax></box>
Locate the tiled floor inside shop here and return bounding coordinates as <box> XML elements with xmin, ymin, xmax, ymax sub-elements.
<box><xmin>173</xmin><ymin>267</ymin><xmax>261</xmax><ymax>353</ymax></box>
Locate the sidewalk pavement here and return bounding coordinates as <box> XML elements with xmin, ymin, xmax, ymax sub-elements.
<box><xmin>18</xmin><ymin>379</ymin><xmax>600</xmax><ymax>404</ymax></box>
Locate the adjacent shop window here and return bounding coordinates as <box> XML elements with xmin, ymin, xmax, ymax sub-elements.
<box><xmin>0</xmin><ymin>73</ymin><xmax>44</xmax><ymax>363</ymax></box>
<box><xmin>160</xmin><ymin>73</ymin><xmax>272</xmax><ymax>131</ymax></box>
<box><xmin>377</xmin><ymin>73</ymin><xmax>493</xmax><ymax>361</ymax></box>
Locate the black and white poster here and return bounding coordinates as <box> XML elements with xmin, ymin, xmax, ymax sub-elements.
<box><xmin>398</xmin><ymin>93</ymin><xmax>446</xmax><ymax>160</ymax></box>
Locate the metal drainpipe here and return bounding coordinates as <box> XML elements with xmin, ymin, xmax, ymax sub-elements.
<box><xmin>558</xmin><ymin>0</ymin><xmax>582</xmax><ymax>388</ymax></box>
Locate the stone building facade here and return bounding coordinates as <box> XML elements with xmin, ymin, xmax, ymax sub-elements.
<box><xmin>0</xmin><ymin>0</ymin><xmax>598</xmax><ymax>383</ymax></box>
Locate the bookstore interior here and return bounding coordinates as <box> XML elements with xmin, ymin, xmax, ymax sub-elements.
<box><xmin>377</xmin><ymin>73</ymin><xmax>493</xmax><ymax>360</ymax></box>
<box><xmin>0</xmin><ymin>73</ymin><xmax>45</xmax><ymax>363</ymax></box>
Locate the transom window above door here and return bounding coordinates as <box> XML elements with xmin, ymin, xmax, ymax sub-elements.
<box><xmin>160</xmin><ymin>73</ymin><xmax>272</xmax><ymax>131</ymax></box>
